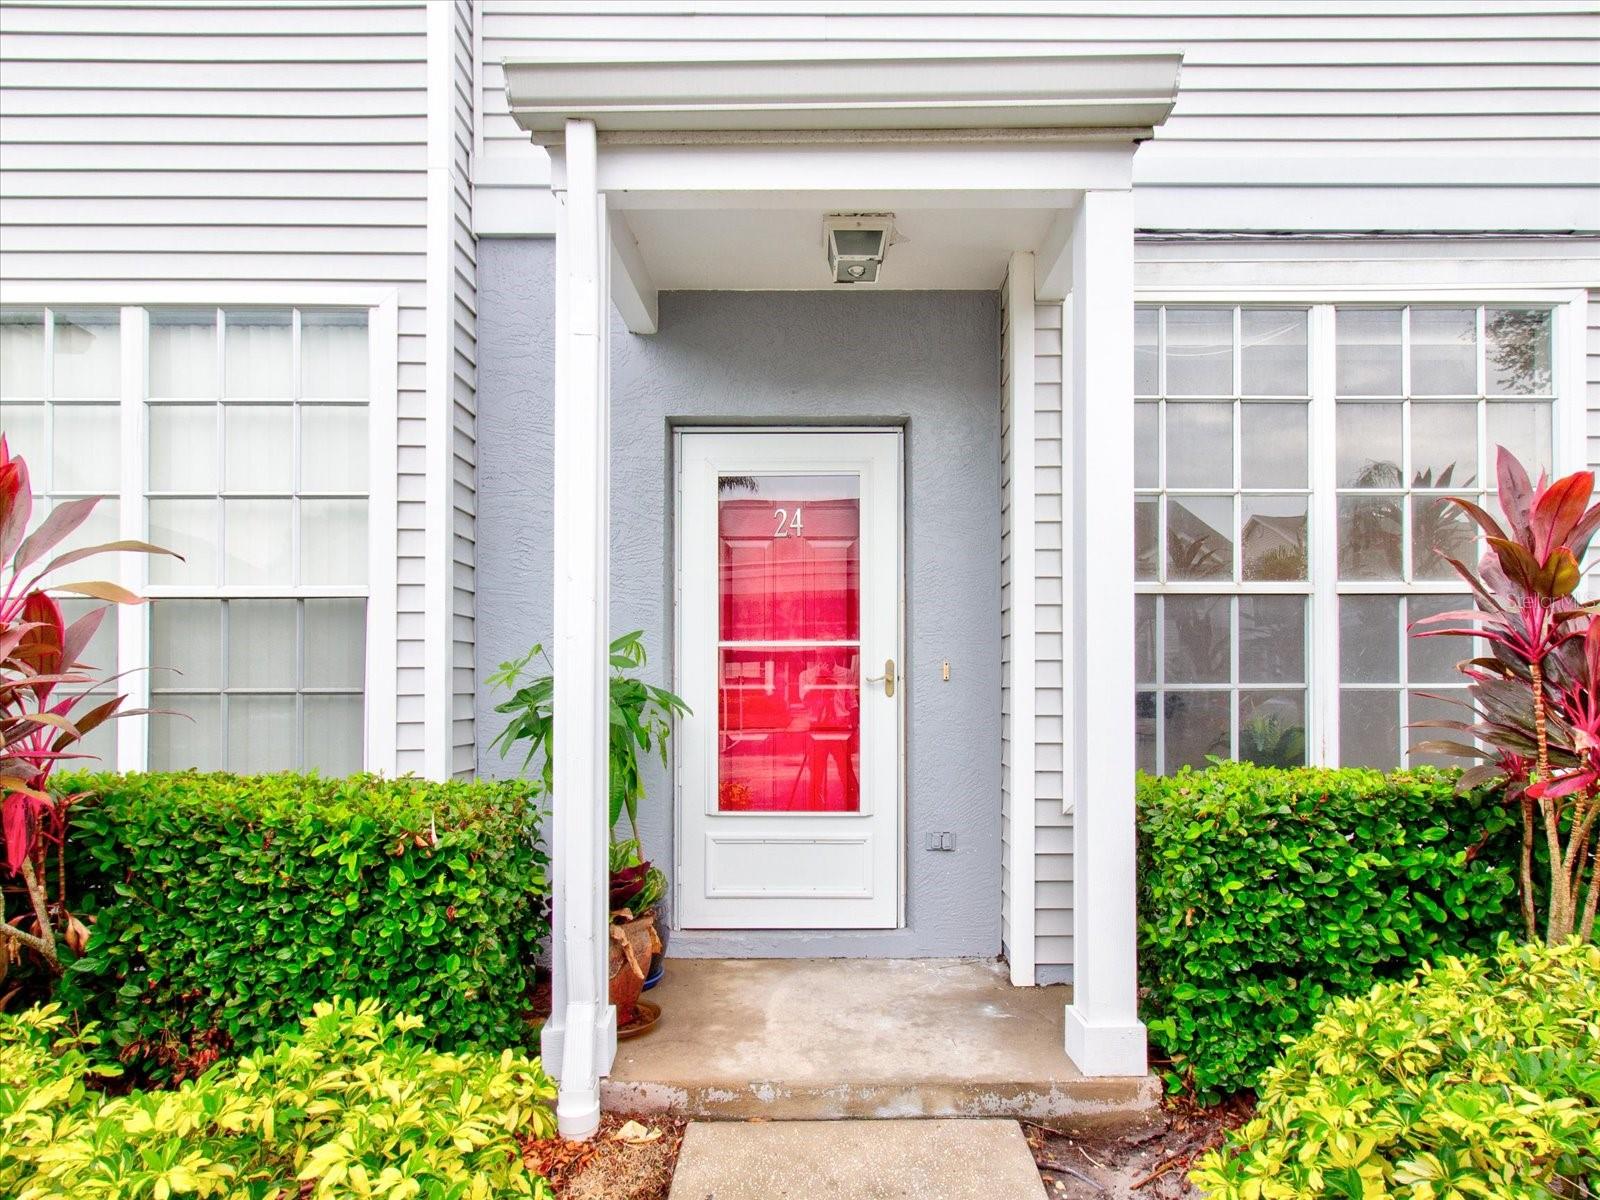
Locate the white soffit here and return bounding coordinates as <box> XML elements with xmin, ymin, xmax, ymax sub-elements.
<box><xmin>504</xmin><ymin>51</ymin><xmax>1182</xmax><ymax>140</ymax></box>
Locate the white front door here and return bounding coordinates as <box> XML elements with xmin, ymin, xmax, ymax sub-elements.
<box><xmin>676</xmin><ymin>430</ymin><xmax>903</xmax><ymax>929</ymax></box>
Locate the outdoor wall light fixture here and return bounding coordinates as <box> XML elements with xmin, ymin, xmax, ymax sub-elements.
<box><xmin>823</xmin><ymin>214</ymin><xmax>896</xmax><ymax>284</ymax></box>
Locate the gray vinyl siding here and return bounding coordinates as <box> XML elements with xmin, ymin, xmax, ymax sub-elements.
<box><xmin>450</xmin><ymin>0</ymin><xmax>478</xmax><ymax>778</ymax></box>
<box><xmin>476</xmin><ymin>0</ymin><xmax>1600</xmax><ymax>235</ymax></box>
<box><xmin>0</xmin><ymin>0</ymin><xmax>433</xmax><ymax>772</ymax></box>
<box><xmin>998</xmin><ymin>269</ymin><xmax>1015</xmax><ymax>961</ymax></box>
<box><xmin>1032</xmin><ymin>301</ymin><xmax>1072</xmax><ymax>972</ymax></box>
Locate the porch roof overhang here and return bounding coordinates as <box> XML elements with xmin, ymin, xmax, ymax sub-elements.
<box><xmin>503</xmin><ymin>50</ymin><xmax>1182</xmax><ymax>142</ymax></box>
<box><xmin>502</xmin><ymin>50</ymin><xmax>1180</xmax><ymax>318</ymax></box>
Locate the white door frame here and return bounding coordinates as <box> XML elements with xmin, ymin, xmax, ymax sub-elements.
<box><xmin>674</xmin><ymin>427</ymin><xmax>906</xmax><ymax>931</ymax></box>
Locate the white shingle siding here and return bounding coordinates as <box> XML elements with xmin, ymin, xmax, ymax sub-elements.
<box><xmin>1033</xmin><ymin>300</ymin><xmax>1072</xmax><ymax>975</ymax></box>
<box><xmin>474</xmin><ymin>0</ymin><xmax>1600</xmax><ymax>236</ymax></box>
<box><xmin>1588</xmin><ymin>290</ymin><xmax>1600</xmax><ymax>473</ymax></box>
<box><xmin>0</xmin><ymin>0</ymin><xmax>434</xmax><ymax>774</ymax></box>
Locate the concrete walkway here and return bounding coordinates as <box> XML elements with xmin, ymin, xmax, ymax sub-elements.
<box><xmin>667</xmin><ymin>1119</ymin><xmax>1048</xmax><ymax>1200</ymax></box>
<box><xmin>606</xmin><ymin>958</ymin><xmax>1158</xmax><ymax>1123</ymax></box>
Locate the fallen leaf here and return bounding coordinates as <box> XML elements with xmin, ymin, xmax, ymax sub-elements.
<box><xmin>611</xmin><ymin>1119</ymin><xmax>662</xmax><ymax>1145</ymax></box>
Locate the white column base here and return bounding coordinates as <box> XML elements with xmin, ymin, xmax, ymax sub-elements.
<box><xmin>545</xmin><ymin>1000</ymin><xmax>619</xmax><ymax>1139</ymax></box>
<box><xmin>1064</xmin><ymin>1004</ymin><xmax>1148</xmax><ymax>1077</ymax></box>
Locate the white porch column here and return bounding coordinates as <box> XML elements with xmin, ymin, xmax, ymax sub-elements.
<box><xmin>541</xmin><ymin>117</ymin><xmax>617</xmax><ymax>1139</ymax></box>
<box><xmin>1063</xmin><ymin>189</ymin><xmax>1148</xmax><ymax>1077</ymax></box>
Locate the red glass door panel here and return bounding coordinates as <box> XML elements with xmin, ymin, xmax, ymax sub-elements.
<box><xmin>717</xmin><ymin>474</ymin><xmax>861</xmax><ymax>813</ymax></box>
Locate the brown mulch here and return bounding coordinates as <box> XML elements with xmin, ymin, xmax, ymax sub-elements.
<box><xmin>523</xmin><ymin>1111</ymin><xmax>686</xmax><ymax>1200</ymax></box>
<box><xmin>1026</xmin><ymin>1096</ymin><xmax>1256</xmax><ymax>1200</ymax></box>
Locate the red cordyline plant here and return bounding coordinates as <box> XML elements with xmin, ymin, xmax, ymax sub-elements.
<box><xmin>1</xmin><ymin>436</ymin><xmax>171</xmax><ymax>993</ymax></box>
<box><xmin>1412</xmin><ymin>447</ymin><xmax>1600</xmax><ymax>945</ymax></box>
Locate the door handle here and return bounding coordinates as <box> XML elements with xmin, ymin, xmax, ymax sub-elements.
<box><xmin>865</xmin><ymin>658</ymin><xmax>896</xmax><ymax>698</ymax></box>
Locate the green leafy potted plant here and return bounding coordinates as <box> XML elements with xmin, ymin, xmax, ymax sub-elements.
<box><xmin>490</xmin><ymin>631</ymin><xmax>687</xmax><ymax>1027</ymax></box>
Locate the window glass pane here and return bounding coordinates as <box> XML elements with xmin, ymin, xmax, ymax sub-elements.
<box><xmin>1409</xmin><ymin>308</ymin><xmax>1476</xmax><ymax>395</ymax></box>
<box><xmin>150</xmin><ymin>599</ymin><xmax>222</xmax><ymax>692</ymax></box>
<box><xmin>303</xmin><ymin>694</ymin><xmax>363</xmax><ymax>774</ymax></box>
<box><xmin>299</xmin><ymin>498</ymin><xmax>367</xmax><ymax>586</ymax></box>
<box><xmin>1338</xmin><ymin>495</ymin><xmax>1402</xmax><ymax>581</ymax></box>
<box><xmin>227</xmin><ymin>694</ymin><xmax>297</xmax><ymax>773</ymax></box>
<box><xmin>224</xmin><ymin>310</ymin><xmax>293</xmax><ymax>397</ymax></box>
<box><xmin>1487</xmin><ymin>402</ymin><xmax>1552</xmax><ymax>479</ymax></box>
<box><xmin>1241</xmin><ymin>496</ymin><xmax>1307</xmax><ymax>581</ymax></box>
<box><xmin>228</xmin><ymin>599</ymin><xmax>298</xmax><ymax>689</ymax></box>
<box><xmin>1167</xmin><ymin>496</ymin><xmax>1233</xmax><ymax>581</ymax></box>
<box><xmin>52</xmin><ymin>498</ymin><xmax>120</xmax><ymax>576</ymax></box>
<box><xmin>1339</xmin><ymin>596</ymin><xmax>1399</xmax><ymax>684</ymax></box>
<box><xmin>51</xmin><ymin>309</ymin><xmax>120</xmax><ymax>398</ymax></box>
<box><xmin>719</xmin><ymin>475</ymin><xmax>858</xmax><ymax>642</ymax></box>
<box><xmin>1165</xmin><ymin>309</ymin><xmax>1233</xmax><ymax>396</ymax></box>
<box><xmin>1136</xmin><ymin>692</ymin><xmax>1158</xmax><ymax>774</ymax></box>
<box><xmin>60</xmin><ymin>597</ymin><xmax>117</xmax><ymax>677</ymax></box>
<box><xmin>1239</xmin><ymin>690</ymin><xmax>1306</xmax><ymax>767</ymax></box>
<box><xmin>1134</xmin><ymin>403</ymin><xmax>1157</xmax><ymax>489</ymax></box>
<box><xmin>300</xmin><ymin>311</ymin><xmax>368</xmax><ymax>399</ymax></box>
<box><xmin>1412</xmin><ymin>495</ymin><xmax>1475</xmax><ymax>580</ymax></box>
<box><xmin>1134</xmin><ymin>307</ymin><xmax>1159</xmax><ymax>396</ymax></box>
<box><xmin>1341</xmin><ymin>689</ymin><xmax>1399</xmax><ymax>769</ymax></box>
<box><xmin>1165</xmin><ymin>692</ymin><xmax>1231</xmax><ymax>769</ymax></box>
<box><xmin>718</xmin><ymin>646</ymin><xmax>860</xmax><ymax>812</ymax></box>
<box><xmin>148</xmin><ymin>498</ymin><xmax>219</xmax><ymax>585</ymax></box>
<box><xmin>0</xmin><ymin>402</ymin><xmax>44</xmax><ymax>472</ymax></box>
<box><xmin>148</xmin><ymin>404</ymin><xmax>217</xmax><ymax>493</ymax></box>
<box><xmin>1239</xmin><ymin>596</ymin><xmax>1304</xmax><ymax>684</ymax></box>
<box><xmin>304</xmin><ymin>598</ymin><xmax>366</xmax><ymax>689</ymax></box>
<box><xmin>1135</xmin><ymin>595</ymin><xmax>1156</xmax><ymax>684</ymax></box>
<box><xmin>1406</xmin><ymin>594</ymin><xmax>1469</xmax><ymax>684</ymax></box>
<box><xmin>1336</xmin><ymin>402</ymin><xmax>1402</xmax><ymax>488</ymax></box>
<box><xmin>1485</xmin><ymin>308</ymin><xmax>1552</xmax><ymax>396</ymax></box>
<box><xmin>52</xmin><ymin>404</ymin><xmax>119</xmax><ymax>493</ymax></box>
<box><xmin>1241</xmin><ymin>309</ymin><xmax>1308</xmax><ymax>396</ymax></box>
<box><xmin>0</xmin><ymin>310</ymin><xmax>45</xmax><ymax>396</ymax></box>
<box><xmin>1165</xmin><ymin>403</ymin><xmax>1232</xmax><ymax>488</ymax></box>
<box><xmin>1336</xmin><ymin>308</ymin><xmax>1402</xmax><ymax>396</ymax></box>
<box><xmin>149</xmin><ymin>694</ymin><xmax>223</xmax><ymax>772</ymax></box>
<box><xmin>1410</xmin><ymin>402</ymin><xmax>1477</xmax><ymax>488</ymax></box>
<box><xmin>224</xmin><ymin>498</ymin><xmax>293</xmax><ymax>585</ymax></box>
<box><xmin>149</xmin><ymin>309</ymin><xmax>218</xmax><ymax>398</ymax></box>
<box><xmin>224</xmin><ymin>405</ymin><xmax>294</xmax><ymax>493</ymax></box>
<box><xmin>1408</xmin><ymin>690</ymin><xmax>1471</xmax><ymax>767</ymax></box>
<box><xmin>1164</xmin><ymin>595</ymin><xmax>1229</xmax><ymax>684</ymax></box>
<box><xmin>300</xmin><ymin>405</ymin><xmax>368</xmax><ymax>492</ymax></box>
<box><xmin>1241</xmin><ymin>403</ymin><xmax>1307</xmax><ymax>489</ymax></box>
<box><xmin>1135</xmin><ymin>496</ymin><xmax>1158</xmax><ymax>581</ymax></box>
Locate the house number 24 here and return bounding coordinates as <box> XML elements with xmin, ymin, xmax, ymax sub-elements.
<box><xmin>773</xmin><ymin>507</ymin><xmax>805</xmax><ymax>538</ymax></box>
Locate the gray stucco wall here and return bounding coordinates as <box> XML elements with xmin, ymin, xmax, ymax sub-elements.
<box><xmin>476</xmin><ymin>237</ymin><xmax>1001</xmax><ymax>957</ymax></box>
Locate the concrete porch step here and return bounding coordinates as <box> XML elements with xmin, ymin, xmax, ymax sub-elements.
<box><xmin>666</xmin><ymin>1119</ymin><xmax>1049</xmax><ymax>1200</ymax></box>
<box><xmin>603</xmin><ymin>958</ymin><xmax>1159</xmax><ymax>1124</ymax></box>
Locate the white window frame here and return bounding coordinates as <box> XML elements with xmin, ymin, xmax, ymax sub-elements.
<box><xmin>0</xmin><ymin>285</ymin><xmax>400</xmax><ymax>776</ymax></box>
<box><xmin>1133</xmin><ymin>286</ymin><xmax>1588</xmax><ymax>769</ymax></box>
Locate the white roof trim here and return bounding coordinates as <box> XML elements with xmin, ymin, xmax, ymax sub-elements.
<box><xmin>504</xmin><ymin>51</ymin><xmax>1182</xmax><ymax>141</ymax></box>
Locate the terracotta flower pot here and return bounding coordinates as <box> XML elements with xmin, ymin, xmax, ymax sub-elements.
<box><xmin>609</xmin><ymin>911</ymin><xmax>661</xmax><ymax>1028</ymax></box>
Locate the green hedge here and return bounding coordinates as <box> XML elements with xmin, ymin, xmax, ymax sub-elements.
<box><xmin>1</xmin><ymin>997</ymin><xmax>557</xmax><ymax>1200</ymax></box>
<box><xmin>1191</xmin><ymin>939</ymin><xmax>1600</xmax><ymax>1199</ymax></box>
<box><xmin>1138</xmin><ymin>762</ymin><xmax>1519</xmax><ymax>1100</ymax></box>
<box><xmin>58</xmin><ymin>772</ymin><xmax>548</xmax><ymax>1073</ymax></box>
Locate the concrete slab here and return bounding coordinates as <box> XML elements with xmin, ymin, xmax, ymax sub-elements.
<box><xmin>666</xmin><ymin>1119</ymin><xmax>1049</xmax><ymax>1200</ymax></box>
<box><xmin>604</xmin><ymin>958</ymin><xmax>1159</xmax><ymax>1124</ymax></box>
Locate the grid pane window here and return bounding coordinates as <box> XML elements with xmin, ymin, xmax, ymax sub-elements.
<box><xmin>1138</xmin><ymin>301</ymin><xmax>1560</xmax><ymax>775</ymax></box>
<box><xmin>144</xmin><ymin>307</ymin><xmax>369</xmax><ymax>773</ymax></box>
<box><xmin>0</xmin><ymin>310</ymin><xmax>123</xmax><ymax>771</ymax></box>
<box><xmin>1135</xmin><ymin>306</ymin><xmax>1312</xmax><ymax>772</ymax></box>
<box><xmin>1334</xmin><ymin>305</ymin><xmax>1553</xmax><ymax>769</ymax></box>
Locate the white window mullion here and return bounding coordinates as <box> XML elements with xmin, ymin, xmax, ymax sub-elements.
<box><xmin>1308</xmin><ymin>305</ymin><xmax>1340</xmax><ymax>767</ymax></box>
<box><xmin>117</xmin><ymin>306</ymin><xmax>150</xmax><ymax>773</ymax></box>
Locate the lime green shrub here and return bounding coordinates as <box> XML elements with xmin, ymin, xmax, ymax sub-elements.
<box><xmin>59</xmin><ymin>772</ymin><xmax>548</xmax><ymax>1071</ymax></box>
<box><xmin>1192</xmin><ymin>939</ymin><xmax>1600</xmax><ymax>1199</ymax></box>
<box><xmin>1</xmin><ymin>997</ymin><xmax>557</xmax><ymax>1200</ymax></box>
<box><xmin>1139</xmin><ymin>763</ymin><xmax>1519</xmax><ymax>1099</ymax></box>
